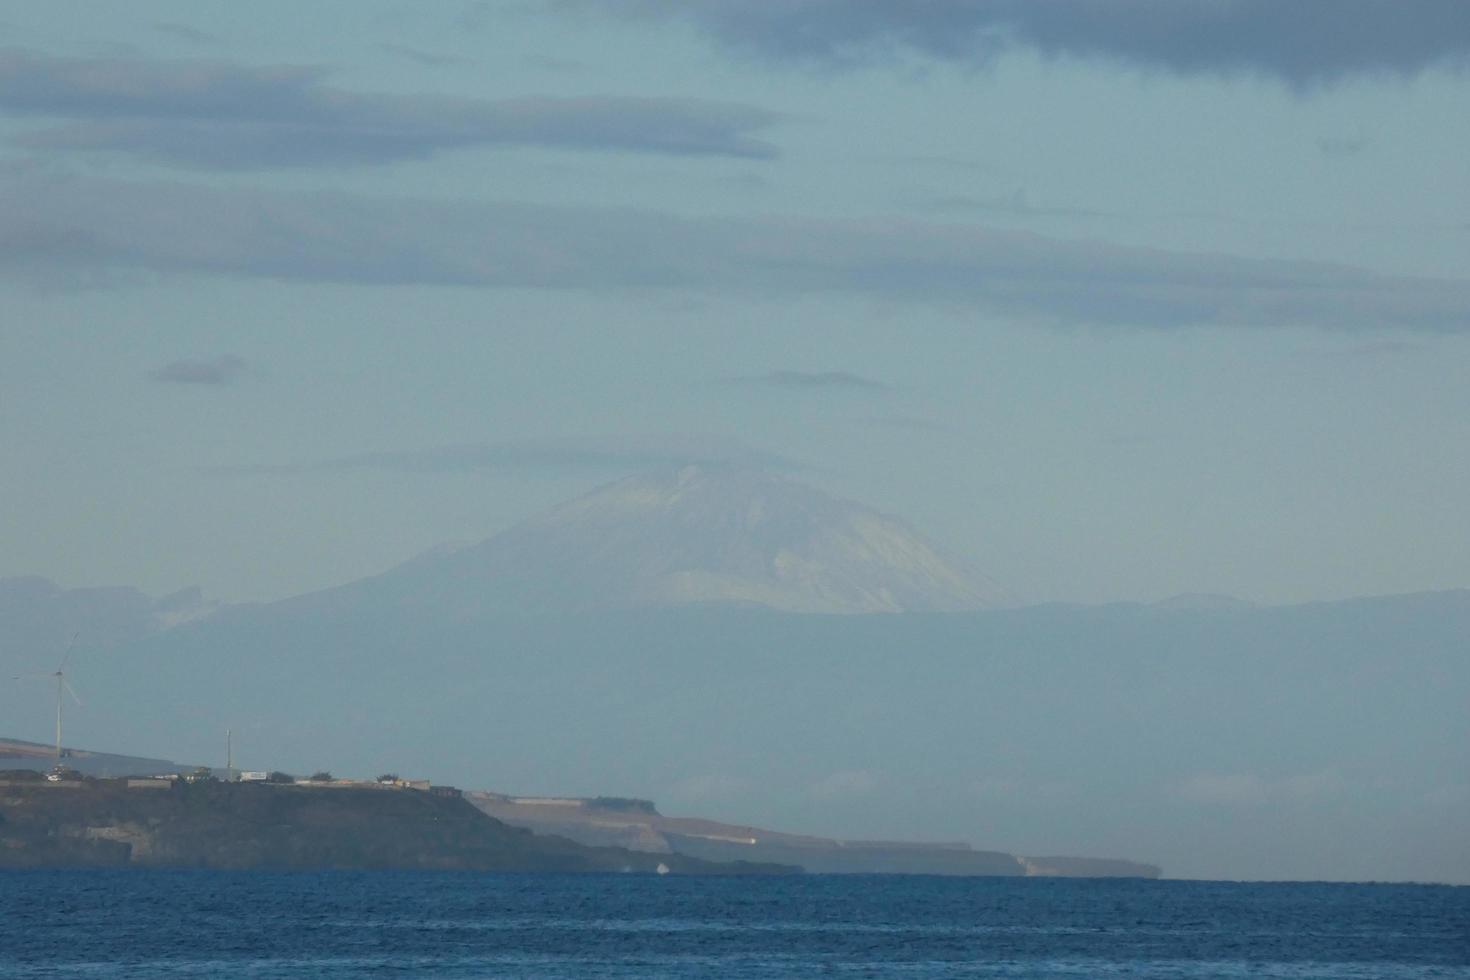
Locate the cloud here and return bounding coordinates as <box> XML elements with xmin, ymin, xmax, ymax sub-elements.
<box><xmin>3</xmin><ymin>172</ymin><xmax>1468</xmax><ymax>332</ymax></box>
<box><xmin>666</xmin><ymin>772</ymin><xmax>751</xmax><ymax>802</ymax></box>
<box><xmin>379</xmin><ymin>43</ymin><xmax>466</xmax><ymax>68</ymax></box>
<box><xmin>1177</xmin><ymin>771</ymin><xmax>1269</xmax><ymax>806</ymax></box>
<box><xmin>149</xmin><ymin>354</ymin><xmax>247</xmax><ymax>385</ymax></box>
<box><xmin>521</xmin><ymin>54</ymin><xmax>593</xmax><ymax>75</ymax></box>
<box><xmin>859</xmin><ymin>416</ymin><xmax>950</xmax><ymax>433</ymax></box>
<box><xmin>1421</xmin><ymin>783</ymin><xmax>1470</xmax><ymax>808</ymax></box>
<box><xmin>734</xmin><ymin>370</ymin><xmax>888</xmax><ymax>391</ymax></box>
<box><xmin>1316</xmin><ymin>135</ymin><xmax>1371</xmax><ymax>158</ymax></box>
<box><xmin>1294</xmin><ymin>340</ymin><xmax>1423</xmax><ymax>360</ymax></box>
<box><xmin>918</xmin><ymin>189</ymin><xmax>1109</xmax><ymax>220</ymax></box>
<box><xmin>809</xmin><ymin>768</ymin><xmax>880</xmax><ymax>800</ymax></box>
<box><xmin>205</xmin><ymin>434</ymin><xmax>793</xmax><ymax>477</ymax></box>
<box><xmin>0</xmin><ymin>47</ymin><xmax>780</xmax><ymax>169</ymax></box>
<box><xmin>456</xmin><ymin>2</ymin><xmax>497</xmax><ymax>33</ymax></box>
<box><xmin>151</xmin><ymin>22</ymin><xmax>222</xmax><ymax>45</ymax></box>
<box><xmin>602</xmin><ymin>0</ymin><xmax>1470</xmax><ymax>84</ymax></box>
<box><xmin>1176</xmin><ymin>769</ymin><xmax>1347</xmax><ymax>807</ymax></box>
<box><xmin>970</xmin><ymin>776</ymin><xmax>1079</xmax><ymax>803</ymax></box>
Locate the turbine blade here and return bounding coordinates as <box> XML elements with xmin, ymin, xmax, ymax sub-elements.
<box><xmin>63</xmin><ymin>678</ymin><xmax>83</xmax><ymax>706</ymax></box>
<box><xmin>56</xmin><ymin>632</ymin><xmax>79</xmax><ymax>671</ymax></box>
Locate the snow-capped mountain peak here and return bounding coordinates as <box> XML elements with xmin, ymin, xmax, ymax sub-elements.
<box><xmin>373</xmin><ymin>466</ymin><xmax>1007</xmax><ymax>615</ymax></box>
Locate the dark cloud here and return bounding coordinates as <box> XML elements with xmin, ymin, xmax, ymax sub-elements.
<box><xmin>149</xmin><ymin>354</ymin><xmax>247</xmax><ymax>385</ymax></box>
<box><xmin>206</xmin><ymin>434</ymin><xmax>793</xmax><ymax>477</ymax></box>
<box><xmin>3</xmin><ymin>173</ymin><xmax>1468</xmax><ymax>332</ymax></box>
<box><xmin>605</xmin><ymin>0</ymin><xmax>1470</xmax><ymax>84</ymax></box>
<box><xmin>0</xmin><ymin>47</ymin><xmax>780</xmax><ymax>169</ymax></box>
<box><xmin>736</xmin><ymin>370</ymin><xmax>889</xmax><ymax>391</ymax></box>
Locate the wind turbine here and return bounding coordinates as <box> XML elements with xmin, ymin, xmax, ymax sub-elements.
<box><xmin>49</xmin><ymin>635</ymin><xmax>83</xmax><ymax>759</ymax></box>
<box><xmin>14</xmin><ymin>634</ymin><xmax>82</xmax><ymax>760</ymax></box>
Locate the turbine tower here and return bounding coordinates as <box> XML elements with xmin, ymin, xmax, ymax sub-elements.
<box><xmin>14</xmin><ymin>635</ymin><xmax>82</xmax><ymax>759</ymax></box>
<box><xmin>49</xmin><ymin>634</ymin><xmax>82</xmax><ymax>759</ymax></box>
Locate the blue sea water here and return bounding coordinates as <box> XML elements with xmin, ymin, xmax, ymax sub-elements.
<box><xmin>1</xmin><ymin>872</ymin><xmax>1466</xmax><ymax>978</ymax></box>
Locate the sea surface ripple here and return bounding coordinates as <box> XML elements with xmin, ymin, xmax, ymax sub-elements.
<box><xmin>1</xmin><ymin>871</ymin><xmax>1466</xmax><ymax>978</ymax></box>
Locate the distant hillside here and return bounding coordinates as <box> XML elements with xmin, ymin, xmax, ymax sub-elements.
<box><xmin>0</xmin><ymin>576</ymin><xmax>218</xmax><ymax>657</ymax></box>
<box><xmin>0</xmin><ymin>777</ymin><xmax>792</xmax><ymax>874</ymax></box>
<box><xmin>53</xmin><ymin>588</ymin><xmax>1460</xmax><ymax>884</ymax></box>
<box><xmin>0</xmin><ymin>738</ymin><xmax>192</xmax><ymax>778</ymax></box>
<box><xmin>470</xmin><ymin>793</ymin><xmax>1159</xmax><ymax>878</ymax></box>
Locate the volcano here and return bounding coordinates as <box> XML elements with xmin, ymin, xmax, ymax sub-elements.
<box><xmin>326</xmin><ymin>465</ymin><xmax>1006</xmax><ymax>616</ymax></box>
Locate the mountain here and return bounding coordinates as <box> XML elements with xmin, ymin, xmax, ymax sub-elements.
<box><xmin>301</xmin><ymin>465</ymin><xmax>1008</xmax><ymax>616</ymax></box>
<box><xmin>3</xmin><ymin>475</ymin><xmax>1467</xmax><ymax>882</ymax></box>
<box><xmin>0</xmin><ymin>576</ymin><xmax>218</xmax><ymax>659</ymax></box>
<box><xmin>1150</xmin><ymin>593</ymin><xmax>1258</xmax><ymax>612</ymax></box>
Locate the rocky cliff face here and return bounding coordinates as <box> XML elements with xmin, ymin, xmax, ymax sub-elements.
<box><xmin>0</xmin><ymin>777</ymin><xmax>789</xmax><ymax>873</ymax></box>
<box><xmin>470</xmin><ymin>794</ymin><xmax>1159</xmax><ymax>879</ymax></box>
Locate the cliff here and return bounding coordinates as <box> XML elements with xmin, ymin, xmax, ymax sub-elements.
<box><xmin>470</xmin><ymin>794</ymin><xmax>1160</xmax><ymax>878</ymax></box>
<box><xmin>0</xmin><ymin>776</ymin><xmax>792</xmax><ymax>874</ymax></box>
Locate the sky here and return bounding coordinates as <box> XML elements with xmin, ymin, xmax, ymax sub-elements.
<box><xmin>3</xmin><ymin>1</ymin><xmax>1470</xmax><ymax>608</ymax></box>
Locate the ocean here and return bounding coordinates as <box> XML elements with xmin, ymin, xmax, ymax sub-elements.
<box><xmin>1</xmin><ymin>871</ymin><xmax>1465</xmax><ymax>978</ymax></box>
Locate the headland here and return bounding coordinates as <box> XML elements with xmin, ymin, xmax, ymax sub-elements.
<box><xmin>0</xmin><ymin>772</ymin><xmax>790</xmax><ymax>874</ymax></box>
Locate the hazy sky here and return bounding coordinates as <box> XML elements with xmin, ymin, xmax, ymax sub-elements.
<box><xmin>4</xmin><ymin>1</ymin><xmax>1470</xmax><ymax>607</ymax></box>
